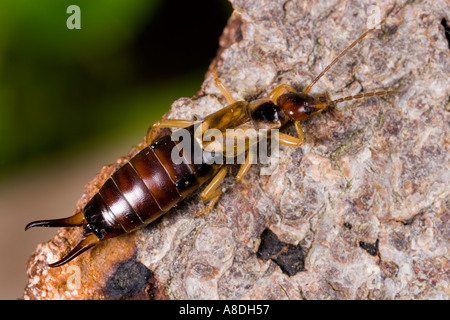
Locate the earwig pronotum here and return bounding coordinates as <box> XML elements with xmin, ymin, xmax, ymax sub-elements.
<box><xmin>26</xmin><ymin>14</ymin><xmax>398</xmax><ymax>268</ymax></box>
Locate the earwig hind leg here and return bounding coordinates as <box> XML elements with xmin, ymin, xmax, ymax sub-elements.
<box><xmin>198</xmin><ymin>189</ymin><xmax>222</xmax><ymax>216</ymax></box>
<box><xmin>198</xmin><ymin>166</ymin><xmax>228</xmax><ymax>215</ymax></box>
<box><xmin>145</xmin><ymin>119</ymin><xmax>195</xmax><ymax>146</ymax></box>
<box><xmin>212</xmin><ymin>67</ymin><xmax>235</xmax><ymax>105</ymax></box>
<box><xmin>268</xmin><ymin>85</ymin><xmax>296</xmax><ymax>103</ymax></box>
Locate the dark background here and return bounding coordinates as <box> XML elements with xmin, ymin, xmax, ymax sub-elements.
<box><xmin>0</xmin><ymin>0</ymin><xmax>232</xmax><ymax>299</ymax></box>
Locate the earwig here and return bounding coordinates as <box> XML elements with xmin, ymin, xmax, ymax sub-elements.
<box><xmin>26</xmin><ymin>14</ymin><xmax>398</xmax><ymax>267</ymax></box>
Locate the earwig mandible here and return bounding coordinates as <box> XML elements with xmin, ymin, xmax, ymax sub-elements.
<box><xmin>26</xmin><ymin>15</ymin><xmax>398</xmax><ymax>267</ymax></box>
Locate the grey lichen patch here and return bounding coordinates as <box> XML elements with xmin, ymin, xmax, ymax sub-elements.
<box><xmin>183</xmin><ymin>226</ymin><xmax>236</xmax><ymax>299</ymax></box>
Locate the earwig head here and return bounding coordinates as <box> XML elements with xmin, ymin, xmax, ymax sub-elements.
<box><xmin>277</xmin><ymin>92</ymin><xmax>320</xmax><ymax>122</ymax></box>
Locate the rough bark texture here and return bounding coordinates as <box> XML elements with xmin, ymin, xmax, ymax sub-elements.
<box><xmin>23</xmin><ymin>0</ymin><xmax>449</xmax><ymax>300</ymax></box>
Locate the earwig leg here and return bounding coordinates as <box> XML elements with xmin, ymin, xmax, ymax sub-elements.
<box><xmin>152</xmin><ymin>119</ymin><xmax>195</xmax><ymax>128</ymax></box>
<box><xmin>25</xmin><ymin>211</ymin><xmax>86</xmax><ymax>230</ymax></box>
<box><xmin>48</xmin><ymin>233</ymin><xmax>100</xmax><ymax>268</ymax></box>
<box><xmin>198</xmin><ymin>166</ymin><xmax>228</xmax><ymax>215</ymax></box>
<box><xmin>274</xmin><ymin>122</ymin><xmax>305</xmax><ymax>147</ymax></box>
<box><xmin>145</xmin><ymin>119</ymin><xmax>195</xmax><ymax>146</ymax></box>
<box><xmin>212</xmin><ymin>67</ymin><xmax>235</xmax><ymax>104</ymax></box>
<box><xmin>294</xmin><ymin>121</ymin><xmax>305</xmax><ymax>145</ymax></box>
<box><xmin>268</xmin><ymin>85</ymin><xmax>296</xmax><ymax>103</ymax></box>
<box><xmin>312</xmin><ymin>92</ymin><xmax>332</xmax><ymax>112</ymax></box>
<box><xmin>200</xmin><ymin>166</ymin><xmax>228</xmax><ymax>202</ymax></box>
<box><xmin>236</xmin><ymin>149</ymin><xmax>255</xmax><ymax>182</ymax></box>
<box><xmin>314</xmin><ymin>92</ymin><xmax>332</xmax><ymax>105</ymax></box>
<box><xmin>198</xmin><ymin>189</ymin><xmax>222</xmax><ymax>216</ymax></box>
<box><xmin>276</xmin><ymin>131</ymin><xmax>304</xmax><ymax>147</ymax></box>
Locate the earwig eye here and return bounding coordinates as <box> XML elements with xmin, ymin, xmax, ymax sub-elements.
<box><xmin>304</xmin><ymin>106</ymin><xmax>312</xmax><ymax>115</ymax></box>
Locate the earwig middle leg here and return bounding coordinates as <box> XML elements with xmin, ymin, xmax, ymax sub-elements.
<box><xmin>236</xmin><ymin>148</ymin><xmax>255</xmax><ymax>182</ymax></box>
<box><xmin>198</xmin><ymin>166</ymin><xmax>228</xmax><ymax>215</ymax></box>
<box><xmin>268</xmin><ymin>84</ymin><xmax>296</xmax><ymax>103</ymax></box>
<box><xmin>145</xmin><ymin>119</ymin><xmax>195</xmax><ymax>146</ymax></box>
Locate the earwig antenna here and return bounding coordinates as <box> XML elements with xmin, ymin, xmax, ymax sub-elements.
<box><xmin>303</xmin><ymin>18</ymin><xmax>387</xmax><ymax>95</ymax></box>
<box><xmin>315</xmin><ymin>89</ymin><xmax>398</xmax><ymax>110</ymax></box>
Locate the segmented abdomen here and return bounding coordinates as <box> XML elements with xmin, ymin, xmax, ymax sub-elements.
<box><xmin>84</xmin><ymin>125</ymin><xmax>219</xmax><ymax>240</ymax></box>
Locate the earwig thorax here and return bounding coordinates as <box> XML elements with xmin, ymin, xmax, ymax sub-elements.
<box><xmin>248</xmin><ymin>99</ymin><xmax>284</xmax><ymax>130</ymax></box>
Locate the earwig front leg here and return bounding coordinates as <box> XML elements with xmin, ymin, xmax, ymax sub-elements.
<box><xmin>213</xmin><ymin>67</ymin><xmax>235</xmax><ymax>105</ymax></box>
<box><xmin>294</xmin><ymin>121</ymin><xmax>304</xmax><ymax>144</ymax></box>
<box><xmin>145</xmin><ymin>119</ymin><xmax>195</xmax><ymax>146</ymax></box>
<box><xmin>313</xmin><ymin>92</ymin><xmax>332</xmax><ymax>110</ymax></box>
<box><xmin>314</xmin><ymin>92</ymin><xmax>331</xmax><ymax>104</ymax></box>
<box><xmin>198</xmin><ymin>166</ymin><xmax>228</xmax><ymax>215</ymax></box>
<box><xmin>268</xmin><ymin>84</ymin><xmax>296</xmax><ymax>103</ymax></box>
<box><xmin>276</xmin><ymin>127</ymin><xmax>304</xmax><ymax>147</ymax></box>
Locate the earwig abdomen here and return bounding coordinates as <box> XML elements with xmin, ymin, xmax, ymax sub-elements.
<box><xmin>87</xmin><ymin>125</ymin><xmax>221</xmax><ymax>241</ymax></box>
<box><xmin>83</xmin><ymin>193</ymin><xmax>124</xmax><ymax>240</ymax></box>
<box><xmin>27</xmin><ymin>125</ymin><xmax>221</xmax><ymax>267</ymax></box>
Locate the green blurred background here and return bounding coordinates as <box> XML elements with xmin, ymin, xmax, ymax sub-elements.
<box><xmin>0</xmin><ymin>0</ymin><xmax>231</xmax><ymax>299</ymax></box>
